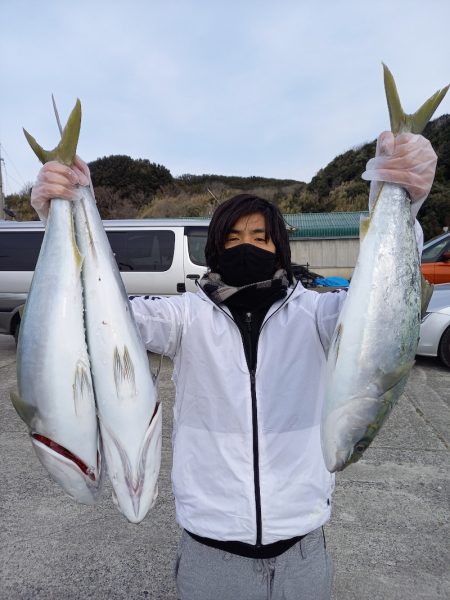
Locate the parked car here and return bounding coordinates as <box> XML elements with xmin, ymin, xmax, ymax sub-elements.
<box><xmin>421</xmin><ymin>232</ymin><xmax>450</xmax><ymax>284</ymax></box>
<box><xmin>0</xmin><ymin>218</ymin><xmax>209</xmax><ymax>340</ymax></box>
<box><xmin>417</xmin><ymin>283</ymin><xmax>450</xmax><ymax>368</ymax></box>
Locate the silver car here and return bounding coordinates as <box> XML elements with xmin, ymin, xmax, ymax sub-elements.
<box><xmin>417</xmin><ymin>283</ymin><xmax>450</xmax><ymax>368</ymax></box>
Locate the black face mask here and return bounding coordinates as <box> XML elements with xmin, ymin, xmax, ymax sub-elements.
<box><xmin>217</xmin><ymin>244</ymin><xmax>278</xmax><ymax>287</ymax></box>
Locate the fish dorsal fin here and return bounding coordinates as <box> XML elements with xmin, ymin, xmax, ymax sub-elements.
<box><xmin>383</xmin><ymin>64</ymin><xmax>449</xmax><ymax>134</ymax></box>
<box><xmin>23</xmin><ymin>98</ymin><xmax>82</xmax><ymax>166</ymax></box>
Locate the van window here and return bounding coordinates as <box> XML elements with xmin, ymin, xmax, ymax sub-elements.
<box><xmin>107</xmin><ymin>230</ymin><xmax>175</xmax><ymax>272</ymax></box>
<box><xmin>0</xmin><ymin>231</ymin><xmax>44</xmax><ymax>270</ymax></box>
<box><xmin>186</xmin><ymin>227</ymin><xmax>208</xmax><ymax>266</ymax></box>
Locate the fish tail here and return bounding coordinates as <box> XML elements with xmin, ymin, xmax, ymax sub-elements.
<box><xmin>383</xmin><ymin>64</ymin><xmax>449</xmax><ymax>134</ymax></box>
<box><xmin>23</xmin><ymin>98</ymin><xmax>81</xmax><ymax>166</ymax></box>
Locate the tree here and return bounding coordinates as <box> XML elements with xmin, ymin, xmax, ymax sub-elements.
<box><xmin>88</xmin><ymin>155</ymin><xmax>173</xmax><ymax>200</ymax></box>
<box><xmin>4</xmin><ymin>184</ymin><xmax>36</xmax><ymax>221</ymax></box>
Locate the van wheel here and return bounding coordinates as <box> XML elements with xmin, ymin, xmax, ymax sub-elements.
<box><xmin>438</xmin><ymin>325</ymin><xmax>450</xmax><ymax>369</ymax></box>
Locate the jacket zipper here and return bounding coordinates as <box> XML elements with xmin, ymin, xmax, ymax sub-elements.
<box><xmin>196</xmin><ymin>280</ymin><xmax>299</xmax><ymax>546</ymax></box>
<box><xmin>244</xmin><ymin>312</ymin><xmax>262</xmax><ymax>546</ymax></box>
<box><xmin>240</xmin><ymin>285</ymin><xmax>299</xmax><ymax>546</ymax></box>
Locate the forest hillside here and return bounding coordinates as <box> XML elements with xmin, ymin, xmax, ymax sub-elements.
<box><xmin>6</xmin><ymin>115</ymin><xmax>450</xmax><ymax>240</ymax></box>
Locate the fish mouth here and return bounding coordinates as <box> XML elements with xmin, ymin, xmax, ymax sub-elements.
<box><xmin>100</xmin><ymin>401</ymin><xmax>162</xmax><ymax>522</ymax></box>
<box><xmin>31</xmin><ymin>433</ymin><xmax>98</xmax><ymax>481</ymax></box>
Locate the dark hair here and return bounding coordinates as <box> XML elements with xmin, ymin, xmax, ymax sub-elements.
<box><xmin>205</xmin><ymin>194</ymin><xmax>293</xmax><ymax>284</ymax></box>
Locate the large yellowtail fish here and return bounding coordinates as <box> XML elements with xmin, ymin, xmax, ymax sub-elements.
<box><xmin>321</xmin><ymin>65</ymin><xmax>448</xmax><ymax>472</ymax></box>
<box><xmin>53</xmin><ymin>101</ymin><xmax>162</xmax><ymax>523</ymax></box>
<box><xmin>12</xmin><ymin>101</ymin><xmax>101</xmax><ymax>503</ymax></box>
<box><xmin>72</xmin><ymin>182</ymin><xmax>161</xmax><ymax>523</ymax></box>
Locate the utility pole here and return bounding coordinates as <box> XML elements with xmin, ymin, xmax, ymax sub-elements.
<box><xmin>0</xmin><ymin>144</ymin><xmax>5</xmax><ymax>220</ymax></box>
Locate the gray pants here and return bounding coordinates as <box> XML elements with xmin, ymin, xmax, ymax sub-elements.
<box><xmin>175</xmin><ymin>527</ymin><xmax>333</xmax><ymax>600</ymax></box>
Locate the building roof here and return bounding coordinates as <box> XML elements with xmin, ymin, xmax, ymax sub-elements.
<box><xmin>284</xmin><ymin>211</ymin><xmax>369</xmax><ymax>239</ymax></box>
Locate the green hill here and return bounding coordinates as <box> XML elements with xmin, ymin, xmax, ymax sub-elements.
<box><xmin>6</xmin><ymin>116</ymin><xmax>450</xmax><ymax>240</ymax></box>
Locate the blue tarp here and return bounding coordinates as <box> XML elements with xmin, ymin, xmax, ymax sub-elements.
<box><xmin>313</xmin><ymin>276</ymin><xmax>350</xmax><ymax>288</ymax></box>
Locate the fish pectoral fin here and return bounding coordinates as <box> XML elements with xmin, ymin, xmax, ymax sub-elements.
<box><xmin>420</xmin><ymin>274</ymin><xmax>433</xmax><ymax>318</ymax></box>
<box><xmin>113</xmin><ymin>346</ymin><xmax>137</xmax><ymax>398</ymax></box>
<box><xmin>73</xmin><ymin>361</ymin><xmax>95</xmax><ymax>417</ymax></box>
<box><xmin>10</xmin><ymin>391</ymin><xmax>37</xmax><ymax>428</ymax></box>
<box><xmin>374</xmin><ymin>361</ymin><xmax>415</xmax><ymax>397</ymax></box>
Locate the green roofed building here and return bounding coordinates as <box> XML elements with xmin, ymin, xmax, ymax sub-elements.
<box><xmin>179</xmin><ymin>211</ymin><xmax>367</xmax><ymax>278</ymax></box>
<box><xmin>283</xmin><ymin>211</ymin><xmax>367</xmax><ymax>278</ymax></box>
<box><xmin>283</xmin><ymin>211</ymin><xmax>369</xmax><ymax>239</ymax></box>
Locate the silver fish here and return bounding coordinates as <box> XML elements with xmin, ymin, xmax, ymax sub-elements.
<box><xmin>73</xmin><ymin>181</ymin><xmax>161</xmax><ymax>524</ymax></box>
<box><xmin>321</xmin><ymin>65</ymin><xmax>447</xmax><ymax>472</ymax></box>
<box><xmin>13</xmin><ymin>101</ymin><xmax>101</xmax><ymax>502</ymax></box>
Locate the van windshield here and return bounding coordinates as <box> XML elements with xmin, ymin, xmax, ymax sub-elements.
<box><xmin>186</xmin><ymin>227</ymin><xmax>208</xmax><ymax>266</ymax></box>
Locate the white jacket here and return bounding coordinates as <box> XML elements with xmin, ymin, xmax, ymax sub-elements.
<box><xmin>131</xmin><ymin>283</ymin><xmax>346</xmax><ymax>545</ymax></box>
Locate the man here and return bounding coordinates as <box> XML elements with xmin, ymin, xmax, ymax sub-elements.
<box><xmin>30</xmin><ymin>131</ymin><xmax>436</xmax><ymax>599</ymax></box>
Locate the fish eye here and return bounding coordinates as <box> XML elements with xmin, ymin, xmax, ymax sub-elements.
<box><xmin>355</xmin><ymin>442</ymin><xmax>367</xmax><ymax>453</ymax></box>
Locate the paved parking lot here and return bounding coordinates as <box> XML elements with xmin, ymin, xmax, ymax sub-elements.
<box><xmin>0</xmin><ymin>333</ymin><xmax>449</xmax><ymax>599</ymax></box>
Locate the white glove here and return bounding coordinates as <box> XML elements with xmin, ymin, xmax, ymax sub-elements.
<box><xmin>362</xmin><ymin>131</ymin><xmax>437</xmax><ymax>218</ymax></box>
<box><xmin>31</xmin><ymin>156</ymin><xmax>92</xmax><ymax>223</ymax></box>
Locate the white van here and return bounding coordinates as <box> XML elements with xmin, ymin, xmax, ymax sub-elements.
<box><xmin>0</xmin><ymin>218</ymin><xmax>209</xmax><ymax>340</ymax></box>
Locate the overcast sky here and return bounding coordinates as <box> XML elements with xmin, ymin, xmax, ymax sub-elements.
<box><xmin>1</xmin><ymin>0</ymin><xmax>450</xmax><ymax>195</ymax></box>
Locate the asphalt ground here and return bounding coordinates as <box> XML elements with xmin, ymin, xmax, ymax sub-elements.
<box><xmin>0</xmin><ymin>333</ymin><xmax>449</xmax><ymax>600</ymax></box>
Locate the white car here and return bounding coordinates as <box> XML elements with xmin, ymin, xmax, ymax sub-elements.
<box><xmin>417</xmin><ymin>283</ymin><xmax>450</xmax><ymax>368</ymax></box>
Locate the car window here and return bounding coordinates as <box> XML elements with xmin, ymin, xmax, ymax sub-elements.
<box><xmin>0</xmin><ymin>231</ymin><xmax>44</xmax><ymax>270</ymax></box>
<box><xmin>107</xmin><ymin>230</ymin><xmax>175</xmax><ymax>272</ymax></box>
<box><xmin>186</xmin><ymin>227</ymin><xmax>208</xmax><ymax>266</ymax></box>
<box><xmin>422</xmin><ymin>237</ymin><xmax>450</xmax><ymax>263</ymax></box>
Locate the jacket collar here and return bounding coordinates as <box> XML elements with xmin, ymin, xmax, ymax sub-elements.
<box><xmin>195</xmin><ymin>278</ymin><xmax>306</xmax><ymax>321</ymax></box>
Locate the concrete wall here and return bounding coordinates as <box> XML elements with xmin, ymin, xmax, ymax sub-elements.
<box><xmin>289</xmin><ymin>238</ymin><xmax>360</xmax><ymax>279</ymax></box>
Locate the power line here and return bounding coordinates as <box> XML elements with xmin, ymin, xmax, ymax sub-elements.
<box><xmin>3</xmin><ymin>163</ymin><xmax>25</xmax><ymax>193</ymax></box>
<box><xmin>0</xmin><ymin>143</ymin><xmax>27</xmax><ymax>189</ymax></box>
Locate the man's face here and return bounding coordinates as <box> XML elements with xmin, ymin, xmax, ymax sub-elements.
<box><xmin>224</xmin><ymin>212</ymin><xmax>276</xmax><ymax>253</ymax></box>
